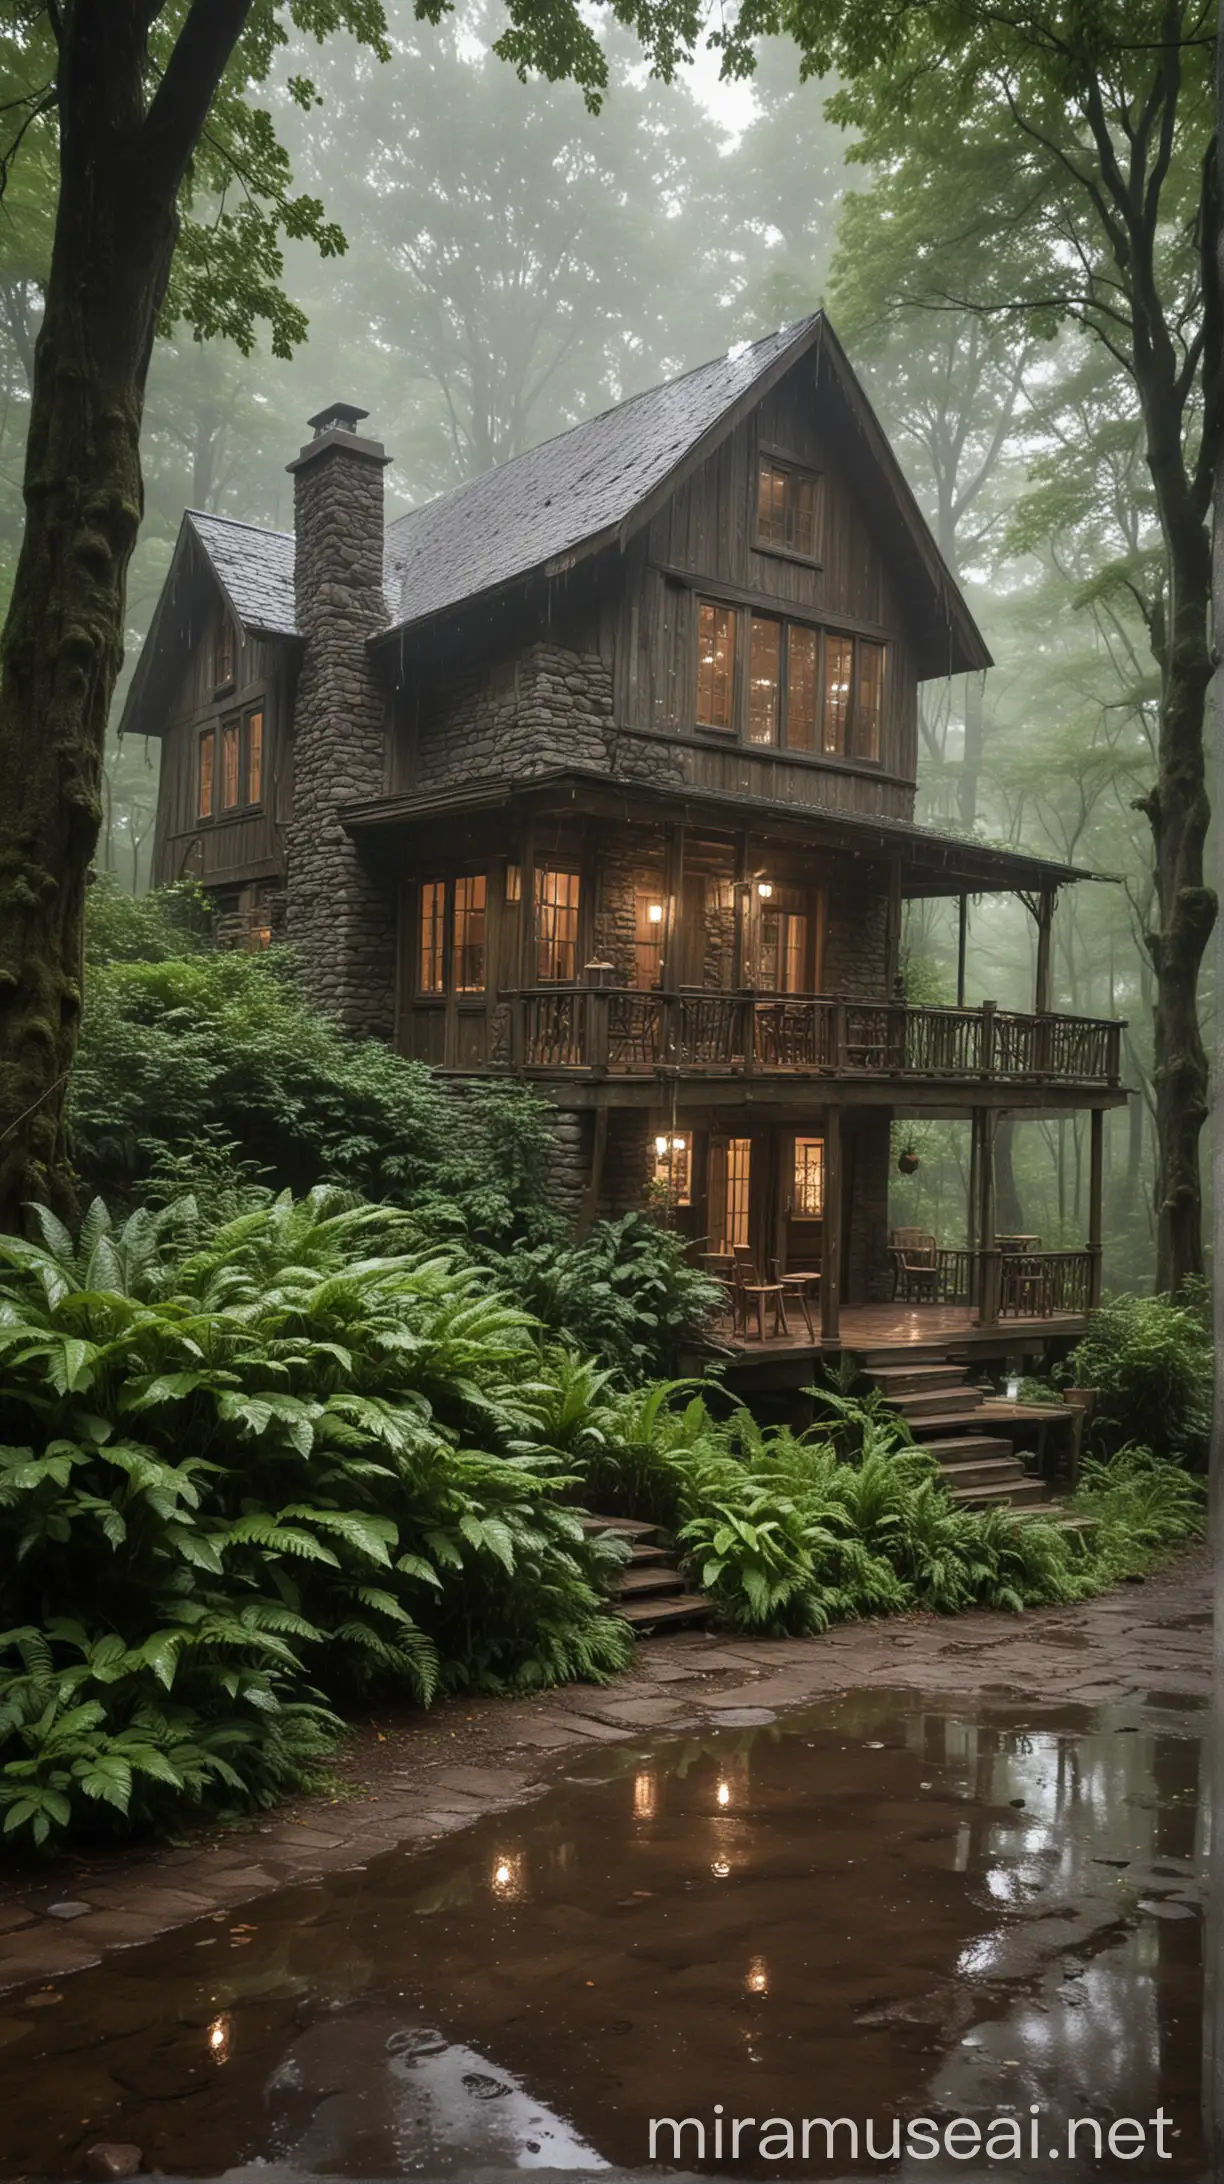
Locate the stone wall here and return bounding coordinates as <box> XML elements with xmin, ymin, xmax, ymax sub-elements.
<box><xmin>599</xmin><ymin>1111</ymin><xmax>653</xmax><ymax>1221</ymax></box>
<box><xmin>591</xmin><ymin>825</ymin><xmax>666</xmax><ymax>986</ymax></box>
<box><xmin>548</xmin><ymin>1108</ymin><xmax>592</xmax><ymax>1225</ymax></box>
<box><xmin>285</xmin><ymin>423</ymin><xmax>397</xmax><ymax>1036</ymax></box>
<box><xmin>414</xmin><ymin>644</ymin><xmax>614</xmax><ymax>790</ymax></box>
<box><xmin>823</xmin><ymin>865</ymin><xmax>890</xmax><ymax>999</ymax></box>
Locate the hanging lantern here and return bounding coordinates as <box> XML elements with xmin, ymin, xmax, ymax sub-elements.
<box><xmin>898</xmin><ymin>1145</ymin><xmax>920</xmax><ymax>1176</ymax></box>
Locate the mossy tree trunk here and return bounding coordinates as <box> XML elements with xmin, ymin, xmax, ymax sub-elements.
<box><xmin>0</xmin><ymin>1</ymin><xmax>252</xmax><ymax>1232</ymax></box>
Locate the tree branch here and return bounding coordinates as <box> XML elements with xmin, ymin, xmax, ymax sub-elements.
<box><xmin>142</xmin><ymin>0</ymin><xmax>255</xmax><ymax>200</ymax></box>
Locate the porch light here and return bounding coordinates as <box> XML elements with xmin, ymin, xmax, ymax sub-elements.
<box><xmin>716</xmin><ymin>1779</ymin><xmax>732</xmax><ymax>1808</ymax></box>
<box><xmin>647</xmin><ymin>901</ymin><xmax>664</xmax><ymax>923</ymax></box>
<box><xmin>672</xmin><ymin>1136</ymin><xmax>686</xmax><ymax>1152</ymax></box>
<box><xmin>655</xmin><ymin>1134</ymin><xmax>670</xmax><ymax>1157</ymax></box>
<box><xmin>756</xmin><ymin>880</ymin><xmax>773</xmax><ymax>899</ymax></box>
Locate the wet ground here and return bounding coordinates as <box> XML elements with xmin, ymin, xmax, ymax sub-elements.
<box><xmin>0</xmin><ymin>1683</ymin><xmax>1208</xmax><ymax>2181</ymax></box>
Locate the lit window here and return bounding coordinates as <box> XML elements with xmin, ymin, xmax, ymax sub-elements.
<box><xmin>710</xmin><ymin>1137</ymin><xmax>751</xmax><ymax>1253</ymax></box>
<box><xmin>652</xmin><ymin>1130</ymin><xmax>692</xmax><ymax>1206</ymax></box>
<box><xmin>246</xmin><ymin>710</ymin><xmax>263</xmax><ymax>805</ymax></box>
<box><xmin>220</xmin><ymin>719</ymin><xmax>240</xmax><ymax>810</ymax></box>
<box><xmin>535</xmin><ymin>868</ymin><xmax>581</xmax><ymax>983</ymax></box>
<box><xmin>454</xmin><ymin>874</ymin><xmax>487</xmax><ymax>992</ymax></box>
<box><xmin>696</xmin><ymin>601</ymin><xmax>736</xmax><ymax>730</ymax></box>
<box><xmin>198</xmin><ymin>729</ymin><xmax>215</xmax><ymax>819</ymax></box>
<box><xmin>785</xmin><ymin>624</ymin><xmax>818</xmax><ymax>752</ymax></box>
<box><xmin>756</xmin><ymin>459</ymin><xmax>820</xmax><ymax>559</ymax></box>
<box><xmin>747</xmin><ymin>617</ymin><xmax>781</xmax><ymax>746</ymax></box>
<box><xmin>505</xmin><ymin>864</ymin><xmax>521</xmax><ymax>904</ymax></box>
<box><xmin>856</xmin><ymin>641</ymin><xmax>885</xmax><ymax>762</ymax></box>
<box><xmin>418</xmin><ymin>880</ymin><xmax>446</xmax><ymax>994</ymax></box>
<box><xmin>793</xmin><ymin>1137</ymin><xmax>825</xmax><ymax>1216</ymax></box>
<box><xmin>822</xmin><ymin>635</ymin><xmax>853</xmax><ymax>755</ymax></box>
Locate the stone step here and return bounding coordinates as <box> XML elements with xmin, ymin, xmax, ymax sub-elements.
<box><xmin>580</xmin><ymin>1513</ymin><xmax>658</xmax><ymax>1541</ymax></box>
<box><xmin>628</xmin><ymin>1543</ymin><xmax>671</xmax><ymax>1568</ymax></box>
<box><xmin>617</xmin><ymin>1592</ymin><xmax>715</xmax><ymax>1631</ymax></box>
<box><xmin>872</xmin><ymin>1363</ymin><xmax>969</xmax><ymax>1394</ymax></box>
<box><xmin>948</xmin><ymin>1477</ymin><xmax>1048</xmax><ymax>1509</ymax></box>
<box><xmin>613</xmin><ymin>1563</ymin><xmax>689</xmax><ymax>1600</ymax></box>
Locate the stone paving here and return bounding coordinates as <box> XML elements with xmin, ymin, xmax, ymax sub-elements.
<box><xmin>0</xmin><ymin>1548</ymin><xmax>1211</xmax><ymax>1999</ymax></box>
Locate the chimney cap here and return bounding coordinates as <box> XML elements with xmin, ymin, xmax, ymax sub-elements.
<box><xmin>307</xmin><ymin>401</ymin><xmax>370</xmax><ymax>436</ymax></box>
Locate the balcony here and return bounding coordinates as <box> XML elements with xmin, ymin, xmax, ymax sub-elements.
<box><xmin>482</xmin><ymin>991</ymin><xmax>1124</xmax><ymax>1088</ymax></box>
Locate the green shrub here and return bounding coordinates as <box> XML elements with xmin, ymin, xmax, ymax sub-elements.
<box><xmin>72</xmin><ymin>930</ymin><xmax>716</xmax><ymax>1378</ymax></box>
<box><xmin>0</xmin><ymin>1191</ymin><xmax>631</xmax><ymax>1850</ymax></box>
<box><xmin>86</xmin><ymin>875</ymin><xmax>214</xmax><ymax>965</ymax></box>
<box><xmin>570</xmin><ymin>1384</ymin><xmax>1201</xmax><ymax>1637</ymax></box>
<box><xmin>504</xmin><ymin>1214</ymin><xmax>723</xmax><ymax>1379</ymax></box>
<box><xmin>1060</xmin><ymin>1290</ymin><xmax>1212</xmax><ymax>1467</ymax></box>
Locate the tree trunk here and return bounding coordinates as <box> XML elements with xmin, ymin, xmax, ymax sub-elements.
<box><xmin>957</xmin><ymin>669</ymin><xmax>984</xmax><ymax>831</ymax></box>
<box><xmin>0</xmin><ymin>2</ymin><xmax>250</xmax><ymax>1231</ymax></box>
<box><xmin>993</xmin><ymin>1116</ymin><xmax>1025</xmax><ymax>1234</ymax></box>
<box><xmin>1140</xmin><ymin>540</ymin><xmax>1215</xmax><ymax>1294</ymax></box>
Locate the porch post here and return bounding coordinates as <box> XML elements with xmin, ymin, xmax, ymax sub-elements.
<box><xmin>978</xmin><ymin>1108</ymin><xmax>999</xmax><ymax>1327</ymax></box>
<box><xmin>518</xmin><ymin>818</ymin><xmax>537</xmax><ymax>991</ymax></box>
<box><xmin>1088</xmin><ymin>1105</ymin><xmax>1104</xmax><ymax>1309</ymax></box>
<box><xmin>732</xmin><ymin>830</ymin><xmax>750</xmax><ymax>990</ymax></box>
<box><xmin>820</xmin><ymin>1106</ymin><xmax>843</xmax><ymax>1343</ymax></box>
<box><xmin>1033</xmin><ymin>886</ymin><xmax>1055</xmax><ymax>1014</ymax></box>
<box><xmin>885</xmin><ymin>858</ymin><xmax>903</xmax><ymax>991</ymax></box>
<box><xmin>967</xmin><ymin>1106</ymin><xmax>981</xmax><ymax>1297</ymax></box>
<box><xmin>662</xmin><ymin>822</ymin><xmax>685</xmax><ymax>992</ymax></box>
<box><xmin>578</xmin><ymin>1105</ymin><xmax>609</xmax><ymax>1238</ymax></box>
<box><xmin>956</xmin><ymin>894</ymin><xmax>968</xmax><ymax>1008</ymax></box>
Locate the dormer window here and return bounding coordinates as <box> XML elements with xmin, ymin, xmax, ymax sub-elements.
<box><xmin>212</xmin><ymin>613</ymin><xmax>236</xmax><ymax>689</ymax></box>
<box><xmin>756</xmin><ymin>457</ymin><xmax>821</xmax><ymax>563</ymax></box>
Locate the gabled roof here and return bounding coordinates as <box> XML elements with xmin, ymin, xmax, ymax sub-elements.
<box><xmin>187</xmin><ymin>509</ymin><xmax>297</xmax><ymax>638</ymax></box>
<box><xmin>123</xmin><ymin>315</ymin><xmax>991</xmax><ymax>742</ymax></box>
<box><xmin>380</xmin><ymin>320</ymin><xmax>820</xmax><ymax>631</ymax></box>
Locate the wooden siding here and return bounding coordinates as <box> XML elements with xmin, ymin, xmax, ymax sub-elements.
<box><xmin>609</xmin><ymin>359</ymin><xmax>922</xmax><ymax>809</ymax></box>
<box><xmin>152</xmin><ymin>610</ymin><xmax>295</xmax><ymax>889</ymax></box>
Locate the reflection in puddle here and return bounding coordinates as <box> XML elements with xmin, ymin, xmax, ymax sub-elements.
<box><xmin>0</xmin><ymin>1690</ymin><xmax>1206</xmax><ymax>2178</ymax></box>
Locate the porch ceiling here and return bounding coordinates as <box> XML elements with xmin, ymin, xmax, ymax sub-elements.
<box><xmin>341</xmin><ymin>766</ymin><xmax>1107</xmax><ymax>898</ymax></box>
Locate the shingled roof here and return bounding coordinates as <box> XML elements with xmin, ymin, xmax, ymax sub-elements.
<box><xmin>186</xmin><ymin>509</ymin><xmax>297</xmax><ymax>638</ymax></box>
<box><xmin>379</xmin><ymin>319</ymin><xmax>822</xmax><ymax>632</ymax></box>
<box><xmin>124</xmin><ymin>314</ymin><xmax>990</xmax><ymax>743</ymax></box>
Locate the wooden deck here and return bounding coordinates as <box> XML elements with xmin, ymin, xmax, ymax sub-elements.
<box><xmin>697</xmin><ymin>1302</ymin><xmax>1088</xmax><ymax>1384</ymax></box>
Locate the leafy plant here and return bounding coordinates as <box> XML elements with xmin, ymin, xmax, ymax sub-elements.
<box><xmin>0</xmin><ymin>1190</ymin><xmax>632</xmax><ymax>1851</ymax></box>
<box><xmin>1059</xmin><ymin>1290</ymin><xmax>1212</xmax><ymax>1468</ymax></box>
<box><xmin>504</xmin><ymin>1213</ymin><xmax>723</xmax><ymax>1379</ymax></box>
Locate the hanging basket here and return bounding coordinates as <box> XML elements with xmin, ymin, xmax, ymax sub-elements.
<box><xmin>897</xmin><ymin>1148</ymin><xmax>920</xmax><ymax>1176</ymax></box>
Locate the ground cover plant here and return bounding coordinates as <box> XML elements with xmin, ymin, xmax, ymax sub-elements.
<box><xmin>573</xmin><ymin>1384</ymin><xmax>1206</xmax><ymax>1637</ymax></box>
<box><xmin>0</xmin><ymin>1190</ymin><xmax>633</xmax><ymax>1851</ymax></box>
<box><xmin>1058</xmin><ymin>1288</ymin><xmax>1212</xmax><ymax>1470</ymax></box>
<box><xmin>71</xmin><ymin>883</ymin><xmax>721</xmax><ymax>1380</ymax></box>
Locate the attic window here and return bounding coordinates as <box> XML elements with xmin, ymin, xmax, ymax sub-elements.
<box><xmin>213</xmin><ymin>614</ymin><xmax>236</xmax><ymax>688</ymax></box>
<box><xmin>756</xmin><ymin>457</ymin><xmax>821</xmax><ymax>562</ymax></box>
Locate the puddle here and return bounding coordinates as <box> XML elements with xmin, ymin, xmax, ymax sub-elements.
<box><xmin>0</xmin><ymin>1690</ymin><xmax>1207</xmax><ymax>2180</ymax></box>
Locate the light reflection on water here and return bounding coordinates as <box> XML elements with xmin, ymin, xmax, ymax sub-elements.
<box><xmin>0</xmin><ymin>1688</ymin><xmax>1205</xmax><ymax>2179</ymax></box>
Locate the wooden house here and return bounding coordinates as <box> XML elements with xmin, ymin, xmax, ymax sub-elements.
<box><xmin>126</xmin><ymin>316</ymin><xmax>1125</xmax><ymax>1368</ymax></box>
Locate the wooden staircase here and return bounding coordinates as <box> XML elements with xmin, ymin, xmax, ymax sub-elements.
<box><xmin>867</xmin><ymin>1359</ymin><xmax>1049</xmax><ymax>1512</ymax></box>
<box><xmin>581</xmin><ymin>1514</ymin><xmax>714</xmax><ymax>1632</ymax></box>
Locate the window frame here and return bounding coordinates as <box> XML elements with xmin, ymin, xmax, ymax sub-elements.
<box><xmin>196</xmin><ymin>705</ymin><xmax>266</xmax><ymax>822</ymax></box>
<box><xmin>753</xmin><ymin>450</ymin><xmax>823</xmax><ymax>568</ymax></box>
<box><xmin>692</xmin><ymin>599</ymin><xmax>886</xmax><ymax>768</ymax></box>
<box><xmin>212</xmin><ymin>613</ymin><xmax>237</xmax><ymax>692</ymax></box>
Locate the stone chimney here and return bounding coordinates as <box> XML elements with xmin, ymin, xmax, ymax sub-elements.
<box><xmin>285</xmin><ymin>402</ymin><xmax>395</xmax><ymax>1034</ymax></box>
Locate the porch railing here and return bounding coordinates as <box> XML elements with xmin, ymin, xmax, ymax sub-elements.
<box><xmin>503</xmin><ymin>989</ymin><xmax>1124</xmax><ymax>1087</ymax></box>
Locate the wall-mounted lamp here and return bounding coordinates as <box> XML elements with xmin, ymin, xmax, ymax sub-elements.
<box><xmin>647</xmin><ymin>901</ymin><xmax>665</xmax><ymax>924</ymax></box>
<box><xmin>756</xmin><ymin>881</ymin><xmax>773</xmax><ymax>900</ymax></box>
<box><xmin>655</xmin><ymin>1135</ymin><xmax>670</xmax><ymax>1158</ymax></box>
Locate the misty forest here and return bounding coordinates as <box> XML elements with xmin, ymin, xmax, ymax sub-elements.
<box><xmin>0</xmin><ymin>2</ymin><xmax>1213</xmax><ymax>1849</ymax></box>
<box><xmin>0</xmin><ymin>3</ymin><xmax>1208</xmax><ymax>1288</ymax></box>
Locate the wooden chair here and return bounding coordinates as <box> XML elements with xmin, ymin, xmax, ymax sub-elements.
<box><xmin>1000</xmin><ymin>1252</ymin><xmax>1054</xmax><ymax>1318</ymax></box>
<box><xmin>731</xmin><ymin>1258</ymin><xmax>791</xmax><ymax>1341</ymax></box>
<box><xmin>769</xmin><ymin>1259</ymin><xmax>820</xmax><ymax>1341</ymax></box>
<box><xmin>889</xmin><ymin>1227</ymin><xmax>939</xmax><ymax>1304</ymax></box>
